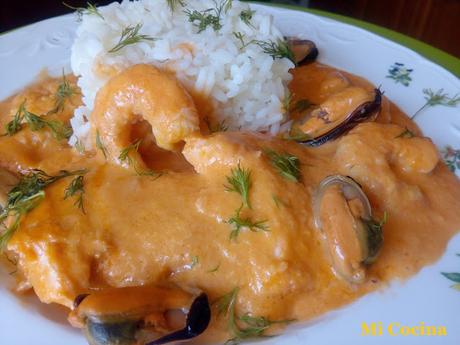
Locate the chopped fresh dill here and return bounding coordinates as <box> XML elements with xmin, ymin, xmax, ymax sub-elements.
<box><xmin>64</xmin><ymin>171</ymin><xmax>88</xmax><ymax>213</ymax></box>
<box><xmin>239</xmin><ymin>9</ymin><xmax>255</xmax><ymax>26</ymax></box>
<box><xmin>205</xmin><ymin>117</ymin><xmax>228</xmax><ymax>133</ymax></box>
<box><xmin>118</xmin><ymin>139</ymin><xmax>162</xmax><ymax>178</ymax></box>
<box><xmin>272</xmin><ymin>194</ymin><xmax>287</xmax><ymax>208</ymax></box>
<box><xmin>227</xmin><ymin>205</ymin><xmax>268</xmax><ymax>240</ymax></box>
<box><xmin>48</xmin><ymin>73</ymin><xmax>80</xmax><ymax>114</ymax></box>
<box><xmin>184</xmin><ymin>0</ymin><xmax>232</xmax><ymax>33</ymax></box>
<box><xmin>190</xmin><ymin>255</ymin><xmax>199</xmax><ymax>268</ymax></box>
<box><xmin>207</xmin><ymin>263</ymin><xmax>221</xmax><ymax>273</ymax></box>
<box><xmin>282</xmin><ymin>90</ymin><xmax>292</xmax><ymax>113</ymax></box>
<box><xmin>0</xmin><ymin>169</ymin><xmax>86</xmax><ymax>249</ymax></box>
<box><xmin>283</xmin><ymin>126</ymin><xmax>311</xmax><ymax>142</ymax></box>
<box><xmin>3</xmin><ymin>101</ymin><xmax>25</xmax><ymax>136</ymax></box>
<box><xmin>95</xmin><ymin>130</ymin><xmax>108</xmax><ymax>159</ymax></box>
<box><xmin>63</xmin><ymin>2</ymin><xmax>104</xmax><ymax>21</ymax></box>
<box><xmin>224</xmin><ymin>163</ymin><xmax>252</xmax><ymax>209</ymax></box>
<box><xmin>118</xmin><ymin>139</ymin><xmax>142</xmax><ymax>165</ymax></box>
<box><xmin>291</xmin><ymin>99</ymin><xmax>313</xmax><ymax>114</ymax></box>
<box><xmin>412</xmin><ymin>88</ymin><xmax>460</xmax><ymax>119</ymax></box>
<box><xmin>216</xmin><ymin>287</ymin><xmax>294</xmax><ymax>344</ymax></box>
<box><xmin>395</xmin><ymin>127</ymin><xmax>415</xmax><ymax>139</ymax></box>
<box><xmin>108</xmin><ymin>23</ymin><xmax>156</xmax><ymax>53</ymax></box>
<box><xmin>166</xmin><ymin>0</ymin><xmax>186</xmax><ymax>12</ymax></box>
<box><xmin>255</xmin><ymin>39</ymin><xmax>296</xmax><ymax>65</ymax></box>
<box><xmin>75</xmin><ymin>139</ymin><xmax>85</xmax><ymax>154</ymax></box>
<box><xmin>3</xmin><ymin>100</ymin><xmax>72</xmax><ymax>140</ymax></box>
<box><xmin>362</xmin><ymin>211</ymin><xmax>387</xmax><ymax>265</ymax></box>
<box><xmin>264</xmin><ymin>149</ymin><xmax>301</xmax><ymax>182</ymax></box>
<box><xmin>232</xmin><ymin>32</ymin><xmax>254</xmax><ymax>50</ymax></box>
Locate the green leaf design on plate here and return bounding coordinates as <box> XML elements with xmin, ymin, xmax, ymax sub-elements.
<box><xmin>441</xmin><ymin>146</ymin><xmax>460</xmax><ymax>173</ymax></box>
<box><xmin>441</xmin><ymin>272</ymin><xmax>460</xmax><ymax>283</ymax></box>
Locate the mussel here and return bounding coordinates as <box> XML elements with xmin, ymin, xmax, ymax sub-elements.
<box><xmin>286</xmin><ymin>37</ymin><xmax>319</xmax><ymax>65</ymax></box>
<box><xmin>313</xmin><ymin>175</ymin><xmax>384</xmax><ymax>284</ymax></box>
<box><xmin>70</xmin><ymin>286</ymin><xmax>211</xmax><ymax>345</ymax></box>
<box><xmin>290</xmin><ymin>87</ymin><xmax>382</xmax><ymax>146</ymax></box>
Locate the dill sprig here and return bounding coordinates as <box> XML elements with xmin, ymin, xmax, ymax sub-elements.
<box><xmin>166</xmin><ymin>0</ymin><xmax>186</xmax><ymax>12</ymax></box>
<box><xmin>239</xmin><ymin>9</ymin><xmax>255</xmax><ymax>26</ymax></box>
<box><xmin>412</xmin><ymin>88</ymin><xmax>460</xmax><ymax>119</ymax></box>
<box><xmin>362</xmin><ymin>212</ymin><xmax>387</xmax><ymax>265</ymax></box>
<box><xmin>290</xmin><ymin>99</ymin><xmax>313</xmax><ymax>114</ymax></box>
<box><xmin>3</xmin><ymin>100</ymin><xmax>72</xmax><ymax>140</ymax></box>
<box><xmin>3</xmin><ymin>102</ymin><xmax>25</xmax><ymax>136</ymax></box>
<box><xmin>227</xmin><ymin>205</ymin><xmax>268</xmax><ymax>240</ymax></box>
<box><xmin>184</xmin><ymin>0</ymin><xmax>232</xmax><ymax>33</ymax></box>
<box><xmin>95</xmin><ymin>130</ymin><xmax>108</xmax><ymax>159</ymax></box>
<box><xmin>205</xmin><ymin>117</ymin><xmax>228</xmax><ymax>133</ymax></box>
<box><xmin>233</xmin><ymin>32</ymin><xmax>254</xmax><ymax>50</ymax></box>
<box><xmin>0</xmin><ymin>169</ymin><xmax>86</xmax><ymax>249</ymax></box>
<box><xmin>190</xmin><ymin>255</ymin><xmax>199</xmax><ymax>268</ymax></box>
<box><xmin>118</xmin><ymin>140</ymin><xmax>163</xmax><ymax>178</ymax></box>
<box><xmin>64</xmin><ymin>171</ymin><xmax>88</xmax><ymax>213</ymax></box>
<box><xmin>64</xmin><ymin>2</ymin><xmax>104</xmax><ymax>21</ymax></box>
<box><xmin>395</xmin><ymin>127</ymin><xmax>415</xmax><ymax>139</ymax></box>
<box><xmin>48</xmin><ymin>73</ymin><xmax>80</xmax><ymax>114</ymax></box>
<box><xmin>225</xmin><ymin>163</ymin><xmax>252</xmax><ymax>209</ymax></box>
<box><xmin>264</xmin><ymin>149</ymin><xmax>301</xmax><ymax>182</ymax></box>
<box><xmin>255</xmin><ymin>39</ymin><xmax>296</xmax><ymax>65</ymax></box>
<box><xmin>108</xmin><ymin>23</ymin><xmax>156</xmax><ymax>53</ymax></box>
<box><xmin>216</xmin><ymin>287</ymin><xmax>294</xmax><ymax>344</ymax></box>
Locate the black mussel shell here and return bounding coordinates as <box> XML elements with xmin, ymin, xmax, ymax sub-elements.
<box><xmin>287</xmin><ymin>38</ymin><xmax>319</xmax><ymax>65</ymax></box>
<box><xmin>85</xmin><ymin>319</ymin><xmax>140</xmax><ymax>345</ymax></box>
<box><xmin>300</xmin><ymin>88</ymin><xmax>382</xmax><ymax>147</ymax></box>
<box><xmin>146</xmin><ymin>293</ymin><xmax>211</xmax><ymax>345</ymax></box>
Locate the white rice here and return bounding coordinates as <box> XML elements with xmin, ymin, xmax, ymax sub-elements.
<box><xmin>70</xmin><ymin>0</ymin><xmax>293</xmax><ymax>147</ymax></box>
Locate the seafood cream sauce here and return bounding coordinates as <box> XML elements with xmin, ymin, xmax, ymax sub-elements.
<box><xmin>1</xmin><ymin>63</ymin><xmax>460</xmax><ymax>344</ymax></box>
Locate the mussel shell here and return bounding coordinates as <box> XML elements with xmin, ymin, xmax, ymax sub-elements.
<box><xmin>286</xmin><ymin>38</ymin><xmax>319</xmax><ymax>65</ymax></box>
<box><xmin>85</xmin><ymin>318</ymin><xmax>140</xmax><ymax>345</ymax></box>
<box><xmin>314</xmin><ymin>175</ymin><xmax>372</xmax><ymax>230</ymax></box>
<box><xmin>300</xmin><ymin>88</ymin><xmax>382</xmax><ymax>147</ymax></box>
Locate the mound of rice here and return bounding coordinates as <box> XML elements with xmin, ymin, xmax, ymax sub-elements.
<box><xmin>70</xmin><ymin>0</ymin><xmax>293</xmax><ymax>147</ymax></box>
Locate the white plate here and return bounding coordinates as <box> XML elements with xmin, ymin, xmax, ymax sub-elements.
<box><xmin>1</xmin><ymin>4</ymin><xmax>460</xmax><ymax>345</ymax></box>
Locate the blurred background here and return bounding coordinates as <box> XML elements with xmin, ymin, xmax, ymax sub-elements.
<box><xmin>0</xmin><ymin>0</ymin><xmax>459</xmax><ymax>58</ymax></box>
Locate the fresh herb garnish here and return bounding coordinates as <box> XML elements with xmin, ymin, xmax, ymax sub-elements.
<box><xmin>0</xmin><ymin>169</ymin><xmax>86</xmax><ymax>249</ymax></box>
<box><xmin>225</xmin><ymin>163</ymin><xmax>252</xmax><ymax>209</ymax></box>
<box><xmin>3</xmin><ymin>102</ymin><xmax>25</xmax><ymax>136</ymax></box>
<box><xmin>233</xmin><ymin>32</ymin><xmax>254</xmax><ymax>50</ymax></box>
<box><xmin>216</xmin><ymin>287</ymin><xmax>294</xmax><ymax>344</ymax></box>
<box><xmin>283</xmin><ymin>126</ymin><xmax>311</xmax><ymax>142</ymax></box>
<box><xmin>64</xmin><ymin>171</ymin><xmax>88</xmax><ymax>213</ymax></box>
<box><xmin>412</xmin><ymin>88</ymin><xmax>460</xmax><ymax>119</ymax></box>
<box><xmin>63</xmin><ymin>2</ymin><xmax>104</xmax><ymax>21</ymax></box>
<box><xmin>205</xmin><ymin>117</ymin><xmax>228</xmax><ymax>133</ymax></box>
<box><xmin>118</xmin><ymin>139</ymin><xmax>162</xmax><ymax>178</ymax></box>
<box><xmin>291</xmin><ymin>99</ymin><xmax>313</xmax><ymax>113</ymax></box>
<box><xmin>272</xmin><ymin>194</ymin><xmax>287</xmax><ymax>208</ymax></box>
<box><xmin>48</xmin><ymin>73</ymin><xmax>80</xmax><ymax>114</ymax></box>
<box><xmin>190</xmin><ymin>255</ymin><xmax>199</xmax><ymax>268</ymax></box>
<box><xmin>207</xmin><ymin>263</ymin><xmax>221</xmax><ymax>273</ymax></box>
<box><xmin>95</xmin><ymin>130</ymin><xmax>108</xmax><ymax>159</ymax></box>
<box><xmin>108</xmin><ymin>23</ymin><xmax>156</xmax><ymax>53</ymax></box>
<box><xmin>166</xmin><ymin>0</ymin><xmax>186</xmax><ymax>12</ymax></box>
<box><xmin>395</xmin><ymin>127</ymin><xmax>415</xmax><ymax>139</ymax></box>
<box><xmin>227</xmin><ymin>205</ymin><xmax>268</xmax><ymax>240</ymax></box>
<box><xmin>362</xmin><ymin>212</ymin><xmax>387</xmax><ymax>264</ymax></box>
<box><xmin>3</xmin><ymin>100</ymin><xmax>72</xmax><ymax>140</ymax></box>
<box><xmin>75</xmin><ymin>139</ymin><xmax>85</xmax><ymax>154</ymax></box>
<box><xmin>239</xmin><ymin>9</ymin><xmax>255</xmax><ymax>26</ymax></box>
<box><xmin>264</xmin><ymin>149</ymin><xmax>301</xmax><ymax>182</ymax></box>
<box><xmin>184</xmin><ymin>0</ymin><xmax>232</xmax><ymax>33</ymax></box>
<box><xmin>255</xmin><ymin>39</ymin><xmax>296</xmax><ymax>65</ymax></box>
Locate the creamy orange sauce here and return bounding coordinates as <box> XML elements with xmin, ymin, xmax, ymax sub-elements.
<box><xmin>1</xmin><ymin>63</ymin><xmax>460</xmax><ymax>344</ymax></box>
